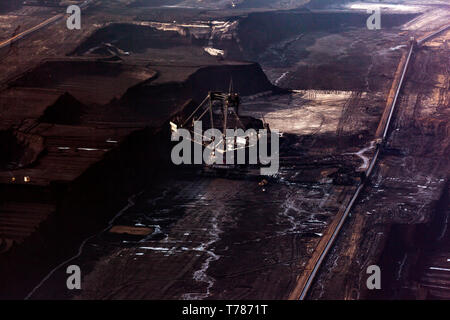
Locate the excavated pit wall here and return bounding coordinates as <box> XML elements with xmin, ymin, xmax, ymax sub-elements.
<box><xmin>223</xmin><ymin>11</ymin><xmax>418</xmax><ymax>60</ymax></box>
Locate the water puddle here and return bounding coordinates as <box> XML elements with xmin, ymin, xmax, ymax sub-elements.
<box><xmin>344</xmin><ymin>140</ymin><xmax>375</xmax><ymax>171</ymax></box>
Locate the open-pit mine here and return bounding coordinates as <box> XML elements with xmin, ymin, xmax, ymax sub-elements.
<box><xmin>0</xmin><ymin>0</ymin><xmax>449</xmax><ymax>302</ymax></box>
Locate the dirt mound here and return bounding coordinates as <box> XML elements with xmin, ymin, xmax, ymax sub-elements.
<box><xmin>71</xmin><ymin>23</ymin><xmax>199</xmax><ymax>56</ymax></box>
<box><xmin>121</xmin><ymin>62</ymin><xmax>277</xmax><ymax>119</ymax></box>
<box><xmin>39</xmin><ymin>92</ymin><xmax>85</xmax><ymax>125</ymax></box>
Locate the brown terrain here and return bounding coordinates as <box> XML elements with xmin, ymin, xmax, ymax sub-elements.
<box><xmin>0</xmin><ymin>0</ymin><xmax>448</xmax><ymax>300</ymax></box>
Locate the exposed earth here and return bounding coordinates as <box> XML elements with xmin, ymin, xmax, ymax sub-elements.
<box><xmin>0</xmin><ymin>0</ymin><xmax>448</xmax><ymax>300</ymax></box>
